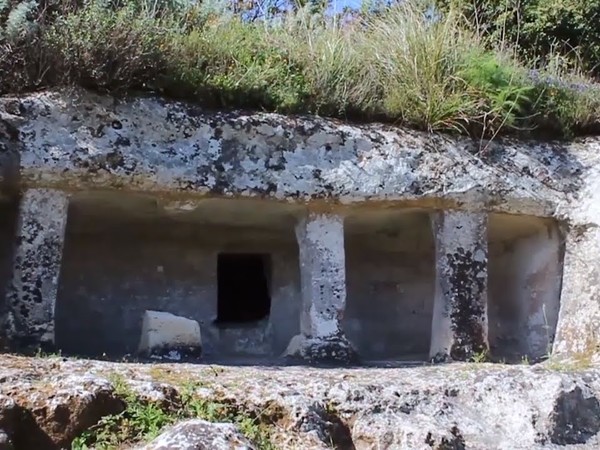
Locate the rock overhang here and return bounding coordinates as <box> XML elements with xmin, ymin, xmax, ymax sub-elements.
<box><xmin>0</xmin><ymin>88</ymin><xmax>597</xmax><ymax>224</ymax></box>
<box><xmin>2</xmin><ymin>90</ymin><xmax>600</xmax><ymax>448</ymax></box>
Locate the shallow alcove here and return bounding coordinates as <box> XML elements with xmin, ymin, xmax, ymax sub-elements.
<box><xmin>343</xmin><ymin>208</ymin><xmax>435</xmax><ymax>362</ymax></box>
<box><xmin>488</xmin><ymin>213</ymin><xmax>564</xmax><ymax>362</ymax></box>
<box><xmin>0</xmin><ymin>198</ymin><xmax>18</xmax><ymax>313</ymax></box>
<box><xmin>55</xmin><ymin>193</ymin><xmax>303</xmax><ymax>360</ymax></box>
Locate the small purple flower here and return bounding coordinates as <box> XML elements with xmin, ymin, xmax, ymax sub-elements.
<box><xmin>527</xmin><ymin>69</ymin><xmax>599</xmax><ymax>94</ymax></box>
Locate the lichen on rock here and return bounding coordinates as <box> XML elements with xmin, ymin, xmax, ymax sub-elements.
<box><xmin>0</xmin><ymin>355</ymin><xmax>598</xmax><ymax>449</ymax></box>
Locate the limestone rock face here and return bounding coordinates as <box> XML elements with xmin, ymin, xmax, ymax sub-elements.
<box><xmin>0</xmin><ymin>369</ymin><xmax>123</xmax><ymax>449</ymax></box>
<box><xmin>0</xmin><ymin>355</ymin><xmax>599</xmax><ymax>449</ymax></box>
<box><xmin>2</xmin><ymin>89</ymin><xmax>600</xmax><ymax>356</ymax></box>
<box><xmin>138</xmin><ymin>310</ymin><xmax>202</xmax><ymax>359</ymax></box>
<box><xmin>0</xmin><ymin>88</ymin><xmax>594</xmax><ymax>219</ymax></box>
<box><xmin>4</xmin><ymin>90</ymin><xmax>600</xmax><ymax>448</ymax></box>
<box><xmin>136</xmin><ymin>419</ymin><xmax>254</xmax><ymax>450</ymax></box>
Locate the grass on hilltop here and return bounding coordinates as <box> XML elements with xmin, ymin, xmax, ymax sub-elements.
<box><xmin>1</xmin><ymin>0</ymin><xmax>600</xmax><ymax>139</ymax></box>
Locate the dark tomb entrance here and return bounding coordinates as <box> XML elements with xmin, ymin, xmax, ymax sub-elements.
<box><xmin>216</xmin><ymin>253</ymin><xmax>271</xmax><ymax>325</ymax></box>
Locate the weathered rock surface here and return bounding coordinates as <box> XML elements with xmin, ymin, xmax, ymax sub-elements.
<box><xmin>137</xmin><ymin>419</ymin><xmax>254</xmax><ymax>450</ymax></box>
<box><xmin>3</xmin><ymin>89</ymin><xmax>600</xmax><ymax>357</ymax></box>
<box><xmin>0</xmin><ymin>355</ymin><xmax>599</xmax><ymax>449</ymax></box>
<box><xmin>3</xmin><ymin>90</ymin><xmax>600</xmax><ymax>449</ymax></box>
<box><xmin>0</xmin><ymin>88</ymin><xmax>597</xmax><ymax>220</ymax></box>
<box><xmin>138</xmin><ymin>310</ymin><xmax>202</xmax><ymax>359</ymax></box>
<box><xmin>0</xmin><ymin>366</ymin><xmax>123</xmax><ymax>449</ymax></box>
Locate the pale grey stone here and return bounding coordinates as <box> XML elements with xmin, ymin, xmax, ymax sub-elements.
<box><xmin>0</xmin><ymin>89</ymin><xmax>589</xmax><ymax>218</ymax></box>
<box><xmin>0</xmin><ymin>356</ymin><xmax>600</xmax><ymax>449</ymax></box>
<box><xmin>284</xmin><ymin>214</ymin><xmax>357</xmax><ymax>364</ymax></box>
<box><xmin>4</xmin><ymin>188</ymin><xmax>69</xmax><ymax>349</ymax></box>
<box><xmin>136</xmin><ymin>419</ymin><xmax>254</xmax><ymax>450</ymax></box>
<box><xmin>138</xmin><ymin>310</ymin><xmax>202</xmax><ymax>358</ymax></box>
<box><xmin>1</xmin><ymin>89</ymin><xmax>600</xmax><ymax>359</ymax></box>
<box><xmin>430</xmin><ymin>211</ymin><xmax>488</xmax><ymax>361</ymax></box>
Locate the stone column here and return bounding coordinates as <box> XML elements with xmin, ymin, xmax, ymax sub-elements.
<box><xmin>284</xmin><ymin>213</ymin><xmax>357</xmax><ymax>364</ymax></box>
<box><xmin>430</xmin><ymin>211</ymin><xmax>489</xmax><ymax>362</ymax></box>
<box><xmin>553</xmin><ymin>226</ymin><xmax>600</xmax><ymax>357</ymax></box>
<box><xmin>5</xmin><ymin>189</ymin><xmax>69</xmax><ymax>350</ymax></box>
<box><xmin>553</xmin><ymin>168</ymin><xmax>600</xmax><ymax>360</ymax></box>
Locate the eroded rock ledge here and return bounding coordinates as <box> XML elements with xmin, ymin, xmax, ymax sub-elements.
<box><xmin>0</xmin><ymin>355</ymin><xmax>600</xmax><ymax>449</ymax></box>
<box><xmin>0</xmin><ymin>89</ymin><xmax>597</xmax><ymax>218</ymax></box>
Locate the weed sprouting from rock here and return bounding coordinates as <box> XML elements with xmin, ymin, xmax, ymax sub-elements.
<box><xmin>71</xmin><ymin>375</ymin><xmax>276</xmax><ymax>450</ymax></box>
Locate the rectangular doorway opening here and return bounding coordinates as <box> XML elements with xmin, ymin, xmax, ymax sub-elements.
<box><xmin>216</xmin><ymin>253</ymin><xmax>271</xmax><ymax>326</ymax></box>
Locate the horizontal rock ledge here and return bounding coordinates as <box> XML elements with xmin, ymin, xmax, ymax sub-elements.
<box><xmin>1</xmin><ymin>354</ymin><xmax>600</xmax><ymax>449</ymax></box>
<box><xmin>0</xmin><ymin>89</ymin><xmax>597</xmax><ymax>222</ymax></box>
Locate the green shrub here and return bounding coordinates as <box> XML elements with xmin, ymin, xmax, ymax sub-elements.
<box><xmin>0</xmin><ymin>0</ymin><xmax>39</xmax><ymax>39</ymax></box>
<box><xmin>72</xmin><ymin>378</ymin><xmax>276</xmax><ymax>450</ymax></box>
<box><xmin>165</xmin><ymin>17</ymin><xmax>309</xmax><ymax>111</ymax></box>
<box><xmin>458</xmin><ymin>50</ymin><xmax>534</xmax><ymax>134</ymax></box>
<box><xmin>0</xmin><ymin>0</ymin><xmax>45</xmax><ymax>93</ymax></box>
<box><xmin>437</xmin><ymin>0</ymin><xmax>600</xmax><ymax>76</ymax></box>
<box><xmin>44</xmin><ymin>2</ymin><xmax>175</xmax><ymax>91</ymax></box>
<box><xmin>525</xmin><ymin>71</ymin><xmax>600</xmax><ymax>137</ymax></box>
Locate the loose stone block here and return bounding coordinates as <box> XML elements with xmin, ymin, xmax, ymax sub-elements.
<box><xmin>284</xmin><ymin>213</ymin><xmax>358</xmax><ymax>364</ymax></box>
<box><xmin>138</xmin><ymin>310</ymin><xmax>202</xmax><ymax>359</ymax></box>
<box><xmin>5</xmin><ymin>189</ymin><xmax>69</xmax><ymax>349</ymax></box>
<box><xmin>430</xmin><ymin>211</ymin><xmax>489</xmax><ymax>362</ymax></box>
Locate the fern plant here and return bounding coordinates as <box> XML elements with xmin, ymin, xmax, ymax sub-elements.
<box><xmin>458</xmin><ymin>50</ymin><xmax>534</xmax><ymax>133</ymax></box>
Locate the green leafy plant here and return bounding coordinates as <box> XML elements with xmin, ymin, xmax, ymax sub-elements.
<box><xmin>470</xmin><ymin>349</ymin><xmax>489</xmax><ymax>363</ymax></box>
<box><xmin>458</xmin><ymin>50</ymin><xmax>534</xmax><ymax>135</ymax></box>
<box><xmin>437</xmin><ymin>0</ymin><xmax>600</xmax><ymax>75</ymax></box>
<box><xmin>71</xmin><ymin>376</ymin><xmax>276</xmax><ymax>450</ymax></box>
<box><xmin>44</xmin><ymin>1</ymin><xmax>176</xmax><ymax>91</ymax></box>
<box><xmin>0</xmin><ymin>0</ymin><xmax>39</xmax><ymax>40</ymax></box>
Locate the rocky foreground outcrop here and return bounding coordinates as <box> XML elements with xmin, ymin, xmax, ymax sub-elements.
<box><xmin>137</xmin><ymin>420</ymin><xmax>255</xmax><ymax>450</ymax></box>
<box><xmin>0</xmin><ymin>355</ymin><xmax>600</xmax><ymax>449</ymax></box>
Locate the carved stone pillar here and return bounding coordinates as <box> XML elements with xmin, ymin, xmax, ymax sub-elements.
<box><xmin>6</xmin><ymin>189</ymin><xmax>69</xmax><ymax>350</ymax></box>
<box><xmin>430</xmin><ymin>211</ymin><xmax>489</xmax><ymax>361</ymax></box>
<box><xmin>284</xmin><ymin>213</ymin><xmax>357</xmax><ymax>364</ymax></box>
<box><xmin>554</xmin><ymin>226</ymin><xmax>600</xmax><ymax>357</ymax></box>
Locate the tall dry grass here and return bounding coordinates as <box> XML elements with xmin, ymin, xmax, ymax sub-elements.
<box><xmin>1</xmin><ymin>0</ymin><xmax>599</xmax><ymax>137</ymax></box>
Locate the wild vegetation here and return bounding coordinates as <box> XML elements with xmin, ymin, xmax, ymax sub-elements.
<box><xmin>1</xmin><ymin>0</ymin><xmax>600</xmax><ymax>138</ymax></box>
<box><xmin>436</xmin><ymin>0</ymin><xmax>600</xmax><ymax>75</ymax></box>
<box><xmin>70</xmin><ymin>373</ymin><xmax>276</xmax><ymax>449</ymax></box>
